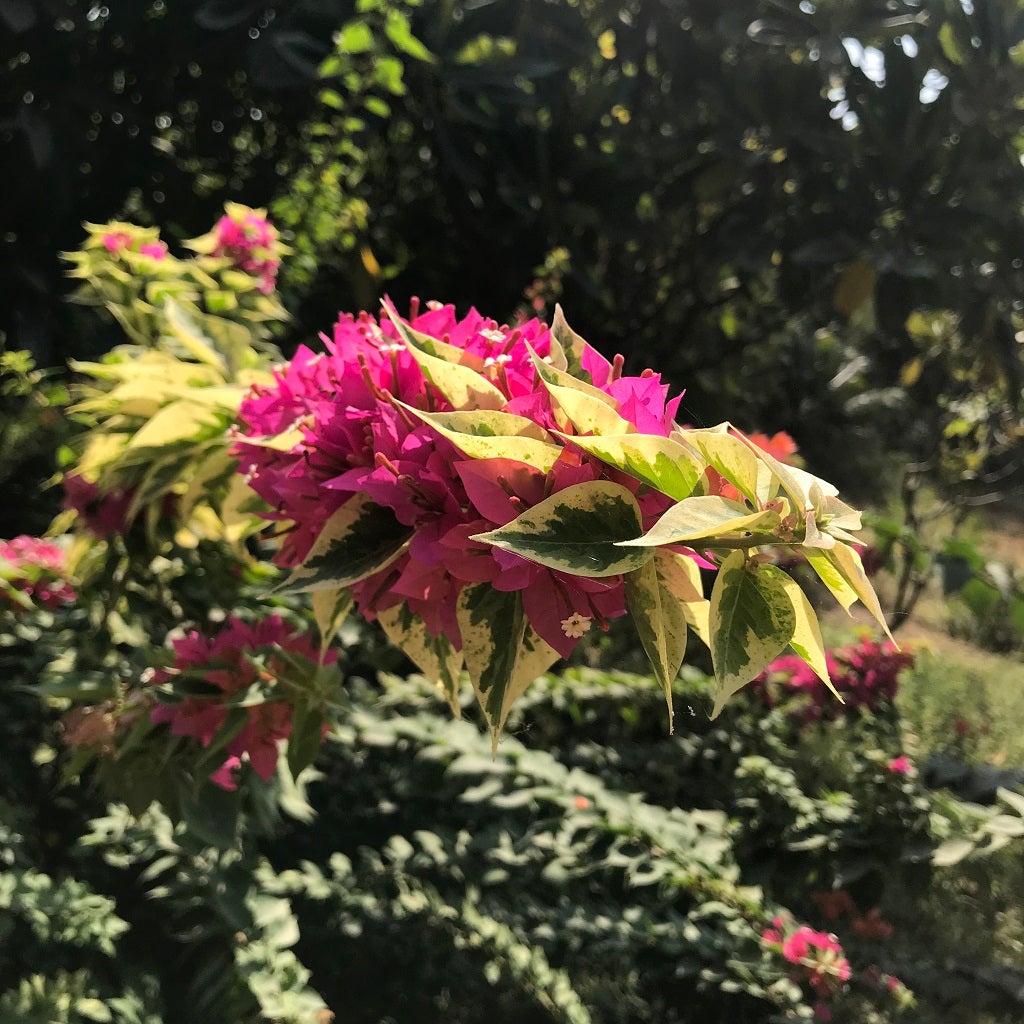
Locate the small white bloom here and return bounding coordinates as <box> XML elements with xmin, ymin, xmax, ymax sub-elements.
<box><xmin>480</xmin><ymin>328</ymin><xmax>506</xmax><ymax>343</ymax></box>
<box><xmin>560</xmin><ymin>613</ymin><xmax>592</xmax><ymax>639</ymax></box>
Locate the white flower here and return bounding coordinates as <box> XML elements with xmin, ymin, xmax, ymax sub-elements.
<box><xmin>560</xmin><ymin>613</ymin><xmax>592</xmax><ymax>639</ymax></box>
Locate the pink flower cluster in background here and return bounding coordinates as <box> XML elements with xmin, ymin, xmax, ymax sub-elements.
<box><xmin>100</xmin><ymin>231</ymin><xmax>168</xmax><ymax>261</ymax></box>
<box><xmin>762</xmin><ymin>916</ymin><xmax>851</xmax><ymax>1019</ymax></box>
<box><xmin>62</xmin><ymin>473</ymin><xmax>135</xmax><ymax>539</ymax></box>
<box><xmin>149</xmin><ymin>614</ymin><xmax>334</xmax><ymax>790</ymax></box>
<box><xmin>212</xmin><ymin>208</ymin><xmax>280</xmax><ymax>294</ymax></box>
<box><xmin>750</xmin><ymin>638</ymin><xmax>914</xmax><ymax>724</ymax></box>
<box><xmin>235</xmin><ymin>300</ymin><xmax>683</xmax><ymax>660</ymax></box>
<box><xmin>0</xmin><ymin>535</ymin><xmax>76</xmax><ymax>611</ymax></box>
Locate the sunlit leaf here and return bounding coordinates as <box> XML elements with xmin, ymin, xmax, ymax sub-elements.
<box><xmin>709</xmin><ymin>550</ymin><xmax>795</xmax><ymax>717</ymax></box>
<box><xmin>271</xmin><ymin>493</ymin><xmax>411</xmax><ymax>595</ymax></box>
<box><xmin>654</xmin><ymin>548</ymin><xmax>711</xmax><ymax>648</ymax></box>
<box><xmin>557</xmin><ymin>432</ymin><xmax>701</xmax><ymax>500</ymax></box>
<box><xmin>619</xmin><ymin>495</ymin><xmax>781</xmax><ymax>548</ymax></box>
<box><xmin>456</xmin><ymin>585</ymin><xmax>560</xmax><ymax>751</ymax></box>
<box><xmin>767</xmin><ymin>565</ymin><xmax>839</xmax><ymax>700</ymax></box>
<box><xmin>399</xmin><ymin>404</ymin><xmax>562</xmax><ymax>471</ymax></box>
<box><xmin>128</xmin><ymin>400</ymin><xmax>226</xmax><ymax>450</ymax></box>
<box><xmin>625</xmin><ymin>558</ymin><xmax>688</xmax><ymax>729</ymax></box>
<box><xmin>679</xmin><ymin>428</ymin><xmax>761</xmax><ymax>504</ymax></box>
<box><xmin>472</xmin><ymin>480</ymin><xmax>651</xmax><ymax>577</ymax></box>
<box><xmin>312</xmin><ymin>587</ymin><xmax>353</xmax><ymax>658</ymax></box>
<box><xmin>378</xmin><ymin>604</ymin><xmax>464</xmax><ymax>716</ymax></box>
<box><xmin>826</xmin><ymin>541</ymin><xmax>895</xmax><ymax>640</ymax></box>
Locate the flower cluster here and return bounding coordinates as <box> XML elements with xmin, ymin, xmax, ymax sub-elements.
<box><xmin>236</xmin><ymin>300</ymin><xmax>683</xmax><ymax>660</ymax></box>
<box><xmin>61</xmin><ymin>473</ymin><xmax>135</xmax><ymax>540</ymax></box>
<box><xmin>0</xmin><ymin>535</ymin><xmax>76</xmax><ymax>612</ymax></box>
<box><xmin>149</xmin><ymin>615</ymin><xmax>334</xmax><ymax>790</ymax></box>
<box><xmin>98</xmin><ymin>225</ymin><xmax>168</xmax><ymax>262</ymax></box>
<box><xmin>750</xmin><ymin>638</ymin><xmax>914</xmax><ymax>724</ymax></box>
<box><xmin>762</xmin><ymin>916</ymin><xmax>851</xmax><ymax>1019</ymax></box>
<box><xmin>210</xmin><ymin>205</ymin><xmax>281</xmax><ymax>294</ymax></box>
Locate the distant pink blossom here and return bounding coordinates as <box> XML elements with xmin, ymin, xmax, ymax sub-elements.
<box><xmin>101</xmin><ymin>231</ymin><xmax>132</xmax><ymax>252</ymax></box>
<box><xmin>149</xmin><ymin>614</ymin><xmax>334</xmax><ymax>789</ymax></box>
<box><xmin>213</xmin><ymin>209</ymin><xmax>280</xmax><ymax>293</ymax></box>
<box><xmin>0</xmin><ymin>535</ymin><xmax>76</xmax><ymax>610</ymax></box>
<box><xmin>887</xmin><ymin>755</ymin><xmax>912</xmax><ymax>775</ymax></box>
<box><xmin>139</xmin><ymin>241</ymin><xmax>168</xmax><ymax>260</ymax></box>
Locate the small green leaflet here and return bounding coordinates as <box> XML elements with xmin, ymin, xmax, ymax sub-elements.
<box><xmin>378</xmin><ymin>604</ymin><xmax>465</xmax><ymax>717</ymax></box>
<box><xmin>271</xmin><ymin>493</ymin><xmax>411</xmax><ymax>595</ymax></box>
<box><xmin>312</xmin><ymin>587</ymin><xmax>353</xmax><ymax>659</ymax></box>
<box><xmin>456</xmin><ymin>585</ymin><xmax>560</xmax><ymax>751</ymax></box>
<box><xmin>618</xmin><ymin>495</ymin><xmax>781</xmax><ymax>548</ymax></box>
<box><xmin>625</xmin><ymin>558</ymin><xmax>688</xmax><ymax>731</ymax></box>
<box><xmin>398</xmin><ymin>403</ymin><xmax>562</xmax><ymax>471</ymax></box>
<box><xmin>708</xmin><ymin>550</ymin><xmax>796</xmax><ymax>718</ymax></box>
<box><xmin>556</xmin><ymin>432</ymin><xmax>701</xmax><ymax>501</ymax></box>
<box><xmin>472</xmin><ymin>480</ymin><xmax>652</xmax><ymax>577</ymax></box>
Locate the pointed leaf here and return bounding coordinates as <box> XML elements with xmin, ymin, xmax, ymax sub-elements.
<box><xmin>399</xmin><ymin>403</ymin><xmax>562</xmax><ymax>471</ymax></box>
<box><xmin>380</xmin><ymin>297</ymin><xmax>485</xmax><ymax>370</ymax></box>
<box><xmin>619</xmin><ymin>495</ymin><xmax>781</xmax><ymax>547</ymax></box>
<box><xmin>312</xmin><ymin>588</ymin><xmax>353</xmax><ymax>658</ymax></box>
<box><xmin>807</xmin><ymin>551</ymin><xmax>859</xmax><ymax>611</ymax></box>
<box><xmin>128</xmin><ymin>400</ymin><xmax>226</xmax><ymax>450</ymax></box>
<box><xmin>456</xmin><ymin>585</ymin><xmax>559</xmax><ymax>751</ymax></box>
<box><xmin>541</xmin><ymin>378</ymin><xmax>633</xmax><ymax>435</ymax></box>
<box><xmin>708</xmin><ymin>550</ymin><xmax>796</xmax><ymax>717</ymax></box>
<box><xmin>271</xmin><ymin>494</ymin><xmax>411</xmax><ymax>595</ymax></box>
<box><xmin>472</xmin><ymin>480</ymin><xmax>651</xmax><ymax>577</ymax></box>
<box><xmin>549</xmin><ymin>304</ymin><xmax>589</xmax><ymax>377</ymax></box>
<box><xmin>556</xmin><ymin>432</ymin><xmax>701</xmax><ymax>500</ymax></box>
<box><xmin>655</xmin><ymin>548</ymin><xmax>711</xmax><ymax>647</ymax></box>
<box><xmin>680</xmin><ymin>428</ymin><xmax>761</xmax><ymax>504</ymax></box>
<box><xmin>767</xmin><ymin>565</ymin><xmax>840</xmax><ymax>701</ymax></box>
<box><xmin>378</xmin><ymin>604</ymin><xmax>465</xmax><ymax>717</ymax></box>
<box><xmin>162</xmin><ymin>299</ymin><xmax>229</xmax><ymax>371</ymax></box>
<box><xmin>826</xmin><ymin>541</ymin><xmax>895</xmax><ymax>640</ymax></box>
<box><xmin>625</xmin><ymin>558</ymin><xmax>687</xmax><ymax>730</ymax></box>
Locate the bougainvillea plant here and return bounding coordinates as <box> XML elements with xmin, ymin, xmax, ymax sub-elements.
<box><xmin>234</xmin><ymin>298</ymin><xmax>892</xmax><ymax>749</ymax></box>
<box><xmin>147</xmin><ymin>614</ymin><xmax>339</xmax><ymax>791</ymax></box>
<box><xmin>0</xmin><ymin>535</ymin><xmax>76</xmax><ymax>613</ymax></box>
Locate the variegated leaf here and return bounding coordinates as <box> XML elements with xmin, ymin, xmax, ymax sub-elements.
<box><xmin>271</xmin><ymin>493</ymin><xmax>411</xmax><ymax>595</ymax></box>
<box><xmin>618</xmin><ymin>495</ymin><xmax>781</xmax><ymax>548</ymax></box>
<box><xmin>556</xmin><ymin>432</ymin><xmax>701</xmax><ymax>500</ymax></box>
<box><xmin>709</xmin><ymin>550</ymin><xmax>796</xmax><ymax>717</ymax></box>
<box><xmin>378</xmin><ymin>604</ymin><xmax>465</xmax><ymax>717</ymax></box>
<box><xmin>625</xmin><ymin>557</ymin><xmax>688</xmax><ymax>730</ymax></box>
<box><xmin>398</xmin><ymin>404</ymin><xmax>562</xmax><ymax>471</ymax></box>
<box><xmin>456</xmin><ymin>585</ymin><xmax>560</xmax><ymax>751</ymax></box>
<box><xmin>472</xmin><ymin>481</ymin><xmax>651</xmax><ymax>577</ymax></box>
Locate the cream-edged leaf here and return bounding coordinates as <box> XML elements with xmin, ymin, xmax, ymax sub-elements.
<box><xmin>472</xmin><ymin>481</ymin><xmax>651</xmax><ymax>577</ymax></box>
<box><xmin>709</xmin><ymin>550</ymin><xmax>796</xmax><ymax>717</ymax></box>
<box><xmin>556</xmin><ymin>432</ymin><xmax>702</xmax><ymax>500</ymax></box>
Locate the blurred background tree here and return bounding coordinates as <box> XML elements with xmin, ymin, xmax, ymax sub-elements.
<box><xmin>3</xmin><ymin>0</ymin><xmax>1024</xmax><ymax>513</ymax></box>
